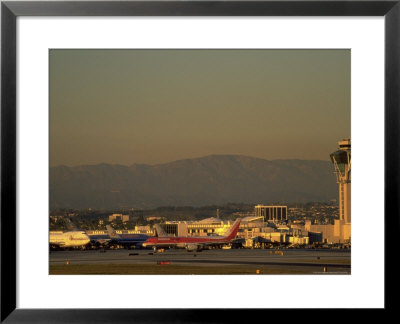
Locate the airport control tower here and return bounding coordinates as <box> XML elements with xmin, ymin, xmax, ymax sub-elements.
<box><xmin>330</xmin><ymin>139</ymin><xmax>351</xmax><ymax>224</ymax></box>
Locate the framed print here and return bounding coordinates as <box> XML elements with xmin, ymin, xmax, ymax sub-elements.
<box><xmin>1</xmin><ymin>0</ymin><xmax>398</xmax><ymax>321</ymax></box>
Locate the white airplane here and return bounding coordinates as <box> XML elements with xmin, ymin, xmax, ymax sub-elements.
<box><xmin>49</xmin><ymin>230</ymin><xmax>90</xmax><ymax>248</ymax></box>
<box><xmin>49</xmin><ymin>218</ymin><xmax>90</xmax><ymax>248</ymax></box>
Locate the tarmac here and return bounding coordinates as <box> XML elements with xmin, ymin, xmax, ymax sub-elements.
<box><xmin>49</xmin><ymin>248</ymin><xmax>351</xmax><ymax>274</ymax></box>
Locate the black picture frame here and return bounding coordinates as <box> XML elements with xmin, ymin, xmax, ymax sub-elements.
<box><xmin>1</xmin><ymin>0</ymin><xmax>398</xmax><ymax>322</ymax></box>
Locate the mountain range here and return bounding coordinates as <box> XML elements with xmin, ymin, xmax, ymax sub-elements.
<box><xmin>50</xmin><ymin>155</ymin><xmax>338</xmax><ymax>209</ymax></box>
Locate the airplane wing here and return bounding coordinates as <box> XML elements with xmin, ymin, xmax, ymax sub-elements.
<box><xmin>95</xmin><ymin>238</ymin><xmax>111</xmax><ymax>244</ymax></box>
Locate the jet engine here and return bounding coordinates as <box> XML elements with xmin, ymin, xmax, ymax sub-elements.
<box><xmin>185</xmin><ymin>244</ymin><xmax>202</xmax><ymax>252</ymax></box>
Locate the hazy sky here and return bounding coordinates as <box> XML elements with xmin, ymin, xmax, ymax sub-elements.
<box><xmin>50</xmin><ymin>49</ymin><xmax>350</xmax><ymax>167</ymax></box>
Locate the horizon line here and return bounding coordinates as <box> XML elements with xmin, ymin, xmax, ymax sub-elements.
<box><xmin>50</xmin><ymin>153</ymin><xmax>332</xmax><ymax>168</ymax></box>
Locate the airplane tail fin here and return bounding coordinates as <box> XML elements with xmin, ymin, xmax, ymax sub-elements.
<box><xmin>64</xmin><ymin>218</ymin><xmax>78</xmax><ymax>231</ymax></box>
<box><xmin>224</xmin><ymin>219</ymin><xmax>241</xmax><ymax>241</ymax></box>
<box><xmin>106</xmin><ymin>225</ymin><xmax>121</xmax><ymax>239</ymax></box>
<box><xmin>154</xmin><ymin>224</ymin><xmax>168</xmax><ymax>237</ymax></box>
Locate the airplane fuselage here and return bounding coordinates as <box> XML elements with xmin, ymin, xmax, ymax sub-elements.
<box><xmin>109</xmin><ymin>234</ymin><xmax>149</xmax><ymax>247</ymax></box>
<box><xmin>144</xmin><ymin>236</ymin><xmax>234</xmax><ymax>246</ymax></box>
<box><xmin>50</xmin><ymin>231</ymin><xmax>90</xmax><ymax>247</ymax></box>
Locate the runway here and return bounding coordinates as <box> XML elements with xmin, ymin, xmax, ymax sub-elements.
<box><xmin>50</xmin><ymin>248</ymin><xmax>351</xmax><ymax>274</ymax></box>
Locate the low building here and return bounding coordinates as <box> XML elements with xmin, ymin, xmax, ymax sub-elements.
<box><xmin>86</xmin><ymin>227</ymin><xmax>155</xmax><ymax>236</ymax></box>
<box><xmin>302</xmin><ymin>220</ymin><xmax>351</xmax><ymax>243</ymax></box>
<box><xmin>146</xmin><ymin>216</ymin><xmax>164</xmax><ymax>222</ymax></box>
<box><xmin>108</xmin><ymin>213</ymin><xmax>130</xmax><ymax>222</ymax></box>
<box><xmin>135</xmin><ymin>225</ymin><xmax>152</xmax><ymax>233</ymax></box>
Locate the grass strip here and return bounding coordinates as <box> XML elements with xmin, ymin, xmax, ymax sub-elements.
<box><xmin>49</xmin><ymin>263</ymin><xmax>341</xmax><ymax>275</ymax></box>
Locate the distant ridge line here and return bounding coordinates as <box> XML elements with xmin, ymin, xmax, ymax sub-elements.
<box><xmin>51</xmin><ymin>154</ymin><xmax>331</xmax><ymax>169</ymax></box>
<box><xmin>50</xmin><ymin>155</ymin><xmax>337</xmax><ymax>209</ymax></box>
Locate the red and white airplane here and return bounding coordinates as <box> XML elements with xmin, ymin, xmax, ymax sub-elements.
<box><xmin>143</xmin><ymin>219</ymin><xmax>241</xmax><ymax>252</ymax></box>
